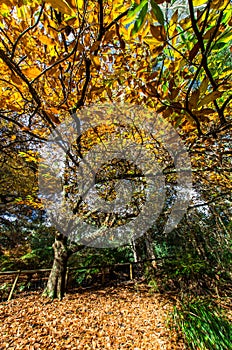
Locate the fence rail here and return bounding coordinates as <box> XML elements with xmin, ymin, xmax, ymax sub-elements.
<box><xmin>0</xmin><ymin>257</ymin><xmax>173</xmax><ymax>301</ymax></box>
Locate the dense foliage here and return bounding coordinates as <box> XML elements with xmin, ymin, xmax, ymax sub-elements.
<box><xmin>0</xmin><ymin>0</ymin><xmax>231</xmax><ymax>346</ymax></box>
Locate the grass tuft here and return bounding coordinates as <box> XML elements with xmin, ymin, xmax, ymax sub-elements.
<box><xmin>170</xmin><ymin>298</ymin><xmax>232</xmax><ymax>350</ymax></box>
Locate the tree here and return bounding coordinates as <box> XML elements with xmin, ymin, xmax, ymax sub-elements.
<box><xmin>0</xmin><ymin>0</ymin><xmax>231</xmax><ymax>298</ymax></box>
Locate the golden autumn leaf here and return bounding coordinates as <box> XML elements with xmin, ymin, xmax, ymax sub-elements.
<box><xmin>50</xmin><ymin>107</ymin><xmax>61</xmax><ymax>114</ymax></box>
<box><xmin>21</xmin><ymin>67</ymin><xmax>41</xmax><ymax>79</ymax></box>
<box><xmin>66</xmin><ymin>0</ymin><xmax>78</xmax><ymax>8</ymax></box>
<box><xmin>193</xmin><ymin>0</ymin><xmax>208</xmax><ymax>5</ymax></box>
<box><xmin>104</xmin><ymin>29</ymin><xmax>115</xmax><ymax>43</ymax></box>
<box><xmin>179</xmin><ymin>17</ymin><xmax>191</xmax><ymax>30</ymax></box>
<box><xmin>168</xmin><ymin>10</ymin><xmax>178</xmax><ymax>37</ymax></box>
<box><xmin>211</xmin><ymin>0</ymin><xmax>230</xmax><ymax>10</ymax></box>
<box><xmin>39</xmin><ymin>35</ymin><xmax>54</xmax><ymax>46</ymax></box>
<box><xmin>0</xmin><ymin>3</ymin><xmax>9</xmax><ymax>13</ymax></box>
<box><xmin>144</xmin><ymin>36</ymin><xmax>162</xmax><ymax>46</ymax></box>
<box><xmin>91</xmin><ymin>56</ymin><xmax>101</xmax><ymax>70</ymax></box>
<box><xmin>77</xmin><ymin>0</ymin><xmax>84</xmax><ymax>9</ymax></box>
<box><xmin>46</xmin><ymin>0</ymin><xmax>75</xmax><ymax>15</ymax></box>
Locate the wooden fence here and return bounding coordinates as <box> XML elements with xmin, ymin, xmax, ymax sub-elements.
<box><xmin>0</xmin><ymin>258</ymin><xmax>168</xmax><ymax>301</ymax></box>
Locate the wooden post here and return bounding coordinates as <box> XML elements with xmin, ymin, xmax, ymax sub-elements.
<box><xmin>129</xmin><ymin>264</ymin><xmax>133</xmax><ymax>280</ymax></box>
<box><xmin>65</xmin><ymin>267</ymin><xmax>70</xmax><ymax>290</ymax></box>
<box><xmin>8</xmin><ymin>271</ymin><xmax>20</xmax><ymax>302</ymax></box>
<box><xmin>102</xmin><ymin>267</ymin><xmax>105</xmax><ymax>284</ymax></box>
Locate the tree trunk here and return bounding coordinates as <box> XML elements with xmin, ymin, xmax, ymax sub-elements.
<box><xmin>43</xmin><ymin>233</ymin><xmax>69</xmax><ymax>300</ymax></box>
<box><xmin>131</xmin><ymin>238</ymin><xmax>138</xmax><ymax>262</ymax></box>
<box><xmin>144</xmin><ymin>231</ymin><xmax>157</xmax><ymax>269</ymax></box>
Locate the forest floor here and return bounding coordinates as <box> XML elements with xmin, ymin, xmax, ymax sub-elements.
<box><xmin>0</xmin><ymin>284</ymin><xmax>186</xmax><ymax>350</ymax></box>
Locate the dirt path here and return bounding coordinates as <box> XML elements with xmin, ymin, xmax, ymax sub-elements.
<box><xmin>0</xmin><ymin>286</ymin><xmax>186</xmax><ymax>349</ymax></box>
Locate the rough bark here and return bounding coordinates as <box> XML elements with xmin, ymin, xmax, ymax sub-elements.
<box><xmin>43</xmin><ymin>233</ymin><xmax>68</xmax><ymax>300</ymax></box>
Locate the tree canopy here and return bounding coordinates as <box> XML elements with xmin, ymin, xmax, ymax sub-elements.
<box><xmin>0</xmin><ymin>0</ymin><xmax>231</xmax><ymax>257</ymax></box>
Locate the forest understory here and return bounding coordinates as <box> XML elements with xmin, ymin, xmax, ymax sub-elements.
<box><xmin>1</xmin><ymin>285</ymin><xmax>187</xmax><ymax>350</ymax></box>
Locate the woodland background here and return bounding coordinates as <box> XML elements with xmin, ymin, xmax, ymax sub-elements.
<box><xmin>0</xmin><ymin>0</ymin><xmax>231</xmax><ymax>349</ymax></box>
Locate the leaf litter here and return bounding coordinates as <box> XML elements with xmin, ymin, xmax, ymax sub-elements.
<box><xmin>0</xmin><ymin>285</ymin><xmax>186</xmax><ymax>349</ymax></box>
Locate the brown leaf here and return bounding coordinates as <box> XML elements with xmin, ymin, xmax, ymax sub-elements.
<box><xmin>189</xmin><ymin>42</ymin><xmax>200</xmax><ymax>61</ymax></box>
<box><xmin>90</xmin><ymin>41</ymin><xmax>101</xmax><ymax>53</ymax></box>
<box><xmin>198</xmin><ymin>91</ymin><xmax>223</xmax><ymax>107</ymax></box>
<box><xmin>150</xmin><ymin>25</ymin><xmax>166</xmax><ymax>41</ymax></box>
<box><xmin>195</xmin><ymin>108</ymin><xmax>215</xmax><ymax>116</ymax></box>
<box><xmin>189</xmin><ymin>89</ymin><xmax>200</xmax><ymax>108</ymax></box>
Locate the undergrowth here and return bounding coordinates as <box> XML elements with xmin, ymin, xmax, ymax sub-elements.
<box><xmin>169</xmin><ymin>298</ymin><xmax>232</xmax><ymax>350</ymax></box>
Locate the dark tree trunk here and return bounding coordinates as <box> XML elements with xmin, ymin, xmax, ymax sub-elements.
<box><xmin>43</xmin><ymin>233</ymin><xmax>69</xmax><ymax>300</ymax></box>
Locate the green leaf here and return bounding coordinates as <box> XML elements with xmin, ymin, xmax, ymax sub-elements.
<box><xmin>128</xmin><ymin>0</ymin><xmax>148</xmax><ymax>18</ymax></box>
<box><xmin>150</xmin><ymin>0</ymin><xmax>164</xmax><ymax>25</ymax></box>
<box><xmin>131</xmin><ymin>3</ymin><xmax>148</xmax><ymax>35</ymax></box>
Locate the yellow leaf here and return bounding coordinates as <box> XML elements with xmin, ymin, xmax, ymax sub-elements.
<box><xmin>168</xmin><ymin>10</ymin><xmax>178</xmax><ymax>37</ymax></box>
<box><xmin>0</xmin><ymin>3</ymin><xmax>9</xmax><ymax>13</ymax></box>
<box><xmin>77</xmin><ymin>0</ymin><xmax>83</xmax><ymax>9</ymax></box>
<box><xmin>39</xmin><ymin>35</ymin><xmax>54</xmax><ymax>45</ymax></box>
<box><xmin>220</xmin><ymin>69</ymin><xmax>232</xmax><ymax>79</ymax></box>
<box><xmin>22</xmin><ymin>67</ymin><xmax>41</xmax><ymax>79</ymax></box>
<box><xmin>140</xmin><ymin>22</ymin><xmax>150</xmax><ymax>37</ymax></box>
<box><xmin>217</xmin><ymin>31</ymin><xmax>232</xmax><ymax>44</ymax></box>
<box><xmin>179</xmin><ymin>17</ymin><xmax>191</xmax><ymax>30</ymax></box>
<box><xmin>144</xmin><ymin>37</ymin><xmax>162</xmax><ymax>46</ymax></box>
<box><xmin>47</xmin><ymin>0</ymin><xmax>75</xmax><ymax>15</ymax></box>
<box><xmin>122</xmin><ymin>15</ymin><xmax>136</xmax><ymax>26</ymax></box>
<box><xmin>16</xmin><ymin>5</ymin><xmax>29</xmax><ymax>20</ymax></box>
<box><xmin>193</xmin><ymin>0</ymin><xmax>208</xmax><ymax>5</ymax></box>
<box><xmin>198</xmin><ymin>91</ymin><xmax>223</xmax><ymax>107</ymax></box>
<box><xmin>50</xmin><ymin>107</ymin><xmax>60</xmax><ymax>114</ymax></box>
<box><xmin>66</xmin><ymin>0</ymin><xmax>78</xmax><ymax>8</ymax></box>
